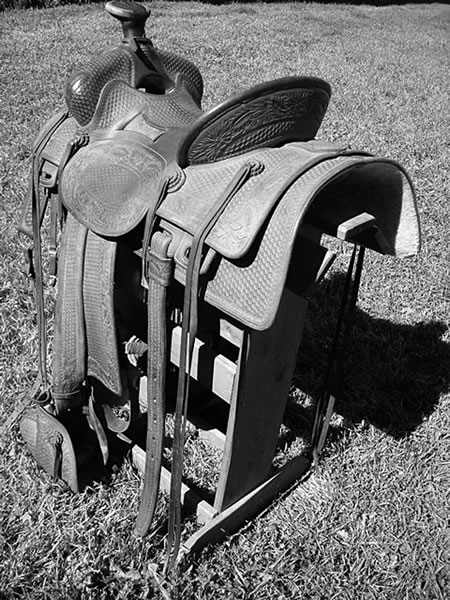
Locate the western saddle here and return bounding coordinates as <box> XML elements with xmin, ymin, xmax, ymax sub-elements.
<box><xmin>17</xmin><ymin>0</ymin><xmax>420</xmax><ymax>570</ymax></box>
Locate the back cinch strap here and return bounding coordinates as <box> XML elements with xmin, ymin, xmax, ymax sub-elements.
<box><xmin>311</xmin><ymin>244</ymin><xmax>365</xmax><ymax>464</ymax></box>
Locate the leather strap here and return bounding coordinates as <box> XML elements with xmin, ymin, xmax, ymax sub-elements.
<box><xmin>135</xmin><ymin>175</ymin><xmax>174</xmax><ymax>536</ymax></box>
<box><xmin>18</xmin><ymin>109</ymin><xmax>69</xmax><ymax>240</ymax></box>
<box><xmin>135</xmin><ymin>231</ymin><xmax>173</xmax><ymax>536</ymax></box>
<box><xmin>311</xmin><ymin>244</ymin><xmax>365</xmax><ymax>463</ymax></box>
<box><xmin>4</xmin><ymin>115</ymin><xmax>68</xmax><ymax>429</ymax></box>
<box><xmin>32</xmin><ymin>155</ymin><xmax>49</xmax><ymax>391</ymax></box>
<box><xmin>142</xmin><ymin>178</ymin><xmax>171</xmax><ymax>290</ymax></box>
<box><xmin>88</xmin><ymin>392</ymin><xmax>110</xmax><ymax>466</ymax></box>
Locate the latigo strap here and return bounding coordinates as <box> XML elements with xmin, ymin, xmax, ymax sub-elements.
<box><xmin>135</xmin><ymin>232</ymin><xmax>172</xmax><ymax>536</ymax></box>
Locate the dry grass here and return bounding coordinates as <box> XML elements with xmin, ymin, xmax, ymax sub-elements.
<box><xmin>1</xmin><ymin>2</ymin><xmax>449</xmax><ymax>599</ymax></box>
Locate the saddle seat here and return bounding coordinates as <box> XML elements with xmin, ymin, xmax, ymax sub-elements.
<box><xmin>78</xmin><ymin>72</ymin><xmax>332</xmax><ymax>166</ymax></box>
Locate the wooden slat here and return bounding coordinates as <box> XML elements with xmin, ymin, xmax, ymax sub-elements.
<box><xmin>336</xmin><ymin>212</ymin><xmax>376</xmax><ymax>240</ymax></box>
<box><xmin>305</xmin><ymin>208</ymin><xmax>393</xmax><ymax>254</ymax></box>
<box><xmin>218</xmin><ymin>319</ymin><xmax>244</xmax><ymax>348</ymax></box>
<box><xmin>170</xmin><ymin>325</ymin><xmax>237</xmax><ymax>403</ymax></box>
<box><xmin>197</xmin><ymin>428</ymin><xmax>226</xmax><ymax>450</ymax></box>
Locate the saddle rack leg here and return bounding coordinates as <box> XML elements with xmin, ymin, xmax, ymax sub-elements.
<box><xmin>214</xmin><ymin>287</ymin><xmax>310</xmax><ymax>512</ymax></box>
<box><xmin>178</xmin><ymin>454</ymin><xmax>311</xmax><ymax>566</ymax></box>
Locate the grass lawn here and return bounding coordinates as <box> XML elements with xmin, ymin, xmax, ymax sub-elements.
<box><xmin>0</xmin><ymin>2</ymin><xmax>449</xmax><ymax>599</ymax></box>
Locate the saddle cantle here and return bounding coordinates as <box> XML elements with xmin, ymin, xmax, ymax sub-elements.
<box><xmin>18</xmin><ymin>0</ymin><xmax>420</xmax><ymax>569</ymax></box>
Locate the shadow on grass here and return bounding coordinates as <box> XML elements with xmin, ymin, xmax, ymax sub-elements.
<box><xmin>292</xmin><ymin>272</ymin><xmax>450</xmax><ymax>440</ymax></box>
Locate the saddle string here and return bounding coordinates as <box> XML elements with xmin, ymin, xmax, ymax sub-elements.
<box><xmin>311</xmin><ymin>244</ymin><xmax>365</xmax><ymax>464</ymax></box>
<box><xmin>164</xmin><ymin>161</ymin><xmax>258</xmax><ymax>573</ymax></box>
<box><xmin>57</xmin><ymin>131</ymin><xmax>90</xmax><ymax>193</ymax></box>
<box><xmin>32</xmin><ymin>149</ymin><xmax>50</xmax><ymax>393</ymax></box>
<box><xmin>18</xmin><ymin>109</ymin><xmax>70</xmax><ymax>244</ymax></box>
<box><xmin>29</xmin><ymin>112</ymin><xmax>70</xmax><ymax>393</ymax></box>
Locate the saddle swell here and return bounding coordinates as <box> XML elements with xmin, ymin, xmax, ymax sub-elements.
<box><xmin>65</xmin><ymin>32</ymin><xmax>203</xmax><ymax>127</ymax></box>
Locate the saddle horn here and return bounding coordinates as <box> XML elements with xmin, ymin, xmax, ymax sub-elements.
<box><xmin>105</xmin><ymin>0</ymin><xmax>150</xmax><ymax>41</ymax></box>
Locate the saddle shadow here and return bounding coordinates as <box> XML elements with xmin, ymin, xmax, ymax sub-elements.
<box><xmin>289</xmin><ymin>271</ymin><xmax>450</xmax><ymax>440</ymax></box>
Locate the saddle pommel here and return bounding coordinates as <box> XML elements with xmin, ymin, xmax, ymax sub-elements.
<box><xmin>105</xmin><ymin>0</ymin><xmax>150</xmax><ymax>40</ymax></box>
